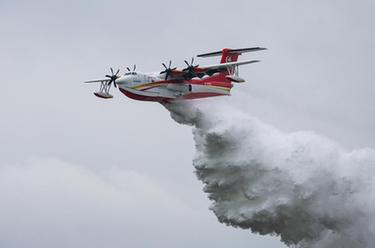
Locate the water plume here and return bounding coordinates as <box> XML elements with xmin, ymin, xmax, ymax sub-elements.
<box><xmin>164</xmin><ymin>101</ymin><xmax>375</xmax><ymax>248</ymax></box>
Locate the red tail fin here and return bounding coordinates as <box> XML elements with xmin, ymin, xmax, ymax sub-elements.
<box><xmin>220</xmin><ymin>48</ymin><xmax>239</xmax><ymax>63</ymax></box>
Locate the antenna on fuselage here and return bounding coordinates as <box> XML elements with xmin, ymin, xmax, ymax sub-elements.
<box><xmin>126</xmin><ymin>65</ymin><xmax>137</xmax><ymax>73</ymax></box>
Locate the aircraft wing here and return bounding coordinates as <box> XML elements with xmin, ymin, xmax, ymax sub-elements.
<box><xmin>84</xmin><ymin>79</ymin><xmax>110</xmax><ymax>83</ymax></box>
<box><xmin>160</xmin><ymin>60</ymin><xmax>260</xmax><ymax>81</ymax></box>
<box><xmin>200</xmin><ymin>60</ymin><xmax>260</xmax><ymax>72</ymax></box>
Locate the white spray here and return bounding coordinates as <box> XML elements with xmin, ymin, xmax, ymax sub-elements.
<box><xmin>164</xmin><ymin>101</ymin><xmax>375</xmax><ymax>248</ymax></box>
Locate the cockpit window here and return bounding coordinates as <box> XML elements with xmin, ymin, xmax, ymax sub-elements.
<box><xmin>124</xmin><ymin>72</ymin><xmax>137</xmax><ymax>75</ymax></box>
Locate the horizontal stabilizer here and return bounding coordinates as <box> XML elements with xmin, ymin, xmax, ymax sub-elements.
<box><xmin>202</xmin><ymin>59</ymin><xmax>260</xmax><ymax>71</ymax></box>
<box><xmin>197</xmin><ymin>47</ymin><xmax>267</xmax><ymax>58</ymax></box>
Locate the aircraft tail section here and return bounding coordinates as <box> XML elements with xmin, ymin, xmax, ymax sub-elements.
<box><xmin>197</xmin><ymin>47</ymin><xmax>266</xmax><ymax>64</ymax></box>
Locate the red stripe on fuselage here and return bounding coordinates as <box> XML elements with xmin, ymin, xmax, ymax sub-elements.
<box><xmin>181</xmin><ymin>92</ymin><xmax>226</xmax><ymax>100</ymax></box>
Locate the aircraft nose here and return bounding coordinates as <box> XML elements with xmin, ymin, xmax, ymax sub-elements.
<box><xmin>115</xmin><ymin>78</ymin><xmax>125</xmax><ymax>85</ymax></box>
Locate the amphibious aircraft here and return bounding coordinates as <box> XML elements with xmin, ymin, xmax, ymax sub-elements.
<box><xmin>84</xmin><ymin>47</ymin><xmax>266</xmax><ymax>102</ymax></box>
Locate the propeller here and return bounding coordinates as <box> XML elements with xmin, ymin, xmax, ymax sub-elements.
<box><xmin>183</xmin><ymin>57</ymin><xmax>199</xmax><ymax>79</ymax></box>
<box><xmin>160</xmin><ymin>60</ymin><xmax>177</xmax><ymax>80</ymax></box>
<box><xmin>105</xmin><ymin>67</ymin><xmax>120</xmax><ymax>88</ymax></box>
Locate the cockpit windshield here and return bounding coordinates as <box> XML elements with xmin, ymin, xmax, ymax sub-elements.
<box><xmin>124</xmin><ymin>72</ymin><xmax>137</xmax><ymax>75</ymax></box>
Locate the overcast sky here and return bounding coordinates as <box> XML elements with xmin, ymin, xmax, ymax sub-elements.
<box><xmin>1</xmin><ymin>0</ymin><xmax>374</xmax><ymax>247</ymax></box>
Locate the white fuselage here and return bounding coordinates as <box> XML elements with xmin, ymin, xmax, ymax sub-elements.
<box><xmin>114</xmin><ymin>71</ymin><xmax>231</xmax><ymax>102</ymax></box>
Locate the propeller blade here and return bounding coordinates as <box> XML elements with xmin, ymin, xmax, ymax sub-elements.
<box><xmin>115</xmin><ymin>69</ymin><xmax>120</xmax><ymax>75</ymax></box>
<box><xmin>127</xmin><ymin>67</ymin><xmax>131</xmax><ymax>72</ymax></box>
<box><xmin>105</xmin><ymin>75</ymin><xmax>111</xmax><ymax>78</ymax></box>
<box><xmin>162</xmin><ymin>63</ymin><xmax>167</xmax><ymax>69</ymax></box>
<box><xmin>169</xmin><ymin>60</ymin><xmax>172</xmax><ymax>67</ymax></box>
<box><xmin>110</xmin><ymin>68</ymin><xmax>114</xmax><ymax>74</ymax></box>
<box><xmin>184</xmin><ymin>60</ymin><xmax>189</xmax><ymax>67</ymax></box>
<box><xmin>133</xmin><ymin>65</ymin><xmax>136</xmax><ymax>71</ymax></box>
<box><xmin>191</xmin><ymin>57</ymin><xmax>194</xmax><ymax>65</ymax></box>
